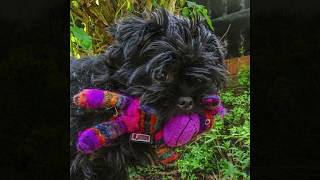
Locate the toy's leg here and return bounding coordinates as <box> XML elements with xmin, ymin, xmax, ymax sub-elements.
<box><xmin>73</xmin><ymin>89</ymin><xmax>131</xmax><ymax>110</ymax></box>
<box><xmin>76</xmin><ymin>119</ymin><xmax>127</xmax><ymax>154</ymax></box>
<box><xmin>155</xmin><ymin>145</ymin><xmax>179</xmax><ymax>166</ymax></box>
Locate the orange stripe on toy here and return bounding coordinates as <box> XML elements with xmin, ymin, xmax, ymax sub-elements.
<box><xmin>154</xmin><ymin>130</ymin><xmax>163</xmax><ymax>142</ymax></box>
<box><xmin>149</xmin><ymin>115</ymin><xmax>157</xmax><ymax>134</ymax></box>
<box><xmin>110</xmin><ymin>92</ymin><xmax>119</xmax><ymax>106</ymax></box>
<box><xmin>139</xmin><ymin>110</ymin><xmax>145</xmax><ymax>133</ymax></box>
<box><xmin>156</xmin><ymin>146</ymin><xmax>168</xmax><ymax>155</ymax></box>
<box><xmin>160</xmin><ymin>152</ymin><xmax>179</xmax><ymax>164</ymax></box>
<box><xmin>96</xmin><ymin>129</ymin><xmax>106</xmax><ymax>145</ymax></box>
<box><xmin>103</xmin><ymin>91</ymin><xmax>112</xmax><ymax>108</ymax></box>
<box><xmin>211</xmin><ymin>117</ymin><xmax>216</xmax><ymax>128</ymax></box>
<box><xmin>204</xmin><ymin>111</ymin><xmax>215</xmax><ymax>129</ymax></box>
<box><xmin>79</xmin><ymin>92</ymin><xmax>87</xmax><ymax>108</ymax></box>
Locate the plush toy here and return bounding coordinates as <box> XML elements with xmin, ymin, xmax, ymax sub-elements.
<box><xmin>73</xmin><ymin>89</ymin><xmax>225</xmax><ymax>165</ymax></box>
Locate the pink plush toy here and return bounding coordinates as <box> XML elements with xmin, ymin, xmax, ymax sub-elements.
<box><xmin>73</xmin><ymin>89</ymin><xmax>225</xmax><ymax>164</ymax></box>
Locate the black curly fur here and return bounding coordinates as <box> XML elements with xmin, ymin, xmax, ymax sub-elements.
<box><xmin>70</xmin><ymin>8</ymin><xmax>227</xmax><ymax>180</ymax></box>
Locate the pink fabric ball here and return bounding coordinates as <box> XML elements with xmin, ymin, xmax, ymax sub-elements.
<box><xmin>163</xmin><ymin>113</ymin><xmax>200</xmax><ymax>147</ymax></box>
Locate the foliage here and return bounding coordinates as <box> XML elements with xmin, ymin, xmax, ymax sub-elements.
<box><xmin>70</xmin><ymin>0</ymin><xmax>213</xmax><ymax>58</ymax></box>
<box><xmin>238</xmin><ymin>65</ymin><xmax>250</xmax><ymax>87</ymax></box>
<box><xmin>181</xmin><ymin>1</ymin><xmax>214</xmax><ymax>31</ymax></box>
<box><xmin>129</xmin><ymin>67</ymin><xmax>250</xmax><ymax>179</ymax></box>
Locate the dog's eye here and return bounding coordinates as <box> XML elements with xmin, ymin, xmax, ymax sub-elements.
<box><xmin>157</xmin><ymin>73</ymin><xmax>169</xmax><ymax>81</ymax></box>
<box><xmin>156</xmin><ymin>72</ymin><xmax>173</xmax><ymax>82</ymax></box>
<box><xmin>192</xmin><ymin>78</ymin><xmax>203</xmax><ymax>84</ymax></box>
<box><xmin>196</xmin><ymin>78</ymin><xmax>202</xmax><ymax>83</ymax></box>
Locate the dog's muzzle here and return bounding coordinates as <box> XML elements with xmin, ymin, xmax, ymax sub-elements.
<box><xmin>177</xmin><ymin>96</ymin><xmax>194</xmax><ymax>111</ymax></box>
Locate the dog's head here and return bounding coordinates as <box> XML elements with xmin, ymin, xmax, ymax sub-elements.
<box><xmin>104</xmin><ymin>8</ymin><xmax>227</xmax><ymax>121</ymax></box>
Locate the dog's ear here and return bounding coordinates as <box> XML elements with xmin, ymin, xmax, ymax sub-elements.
<box><xmin>112</xmin><ymin>8</ymin><xmax>170</xmax><ymax>60</ymax></box>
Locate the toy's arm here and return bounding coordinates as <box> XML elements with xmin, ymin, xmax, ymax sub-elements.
<box><xmin>202</xmin><ymin>94</ymin><xmax>224</xmax><ymax>114</ymax></box>
<box><xmin>73</xmin><ymin>89</ymin><xmax>132</xmax><ymax>110</ymax></box>
<box><xmin>76</xmin><ymin>98</ymin><xmax>141</xmax><ymax>154</ymax></box>
<box><xmin>155</xmin><ymin>144</ymin><xmax>179</xmax><ymax>166</ymax></box>
<box><xmin>76</xmin><ymin>119</ymin><xmax>127</xmax><ymax>154</ymax></box>
<box><xmin>152</xmin><ymin>130</ymin><xmax>179</xmax><ymax>166</ymax></box>
<box><xmin>198</xmin><ymin>94</ymin><xmax>226</xmax><ymax>135</ymax></box>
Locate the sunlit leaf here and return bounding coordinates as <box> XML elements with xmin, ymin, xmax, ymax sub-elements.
<box><xmin>182</xmin><ymin>7</ymin><xmax>189</xmax><ymax>16</ymax></box>
<box><xmin>70</xmin><ymin>26</ymin><xmax>92</xmax><ymax>50</ymax></box>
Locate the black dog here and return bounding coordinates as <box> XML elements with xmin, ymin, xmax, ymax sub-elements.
<box><xmin>70</xmin><ymin>8</ymin><xmax>227</xmax><ymax>180</ymax></box>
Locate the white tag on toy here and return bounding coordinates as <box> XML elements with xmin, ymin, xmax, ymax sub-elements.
<box><xmin>130</xmin><ymin>133</ymin><xmax>151</xmax><ymax>143</ymax></box>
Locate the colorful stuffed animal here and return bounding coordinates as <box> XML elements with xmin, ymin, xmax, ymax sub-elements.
<box><xmin>73</xmin><ymin>89</ymin><xmax>225</xmax><ymax>165</ymax></box>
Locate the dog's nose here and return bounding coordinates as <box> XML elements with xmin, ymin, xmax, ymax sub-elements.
<box><xmin>177</xmin><ymin>97</ymin><xmax>194</xmax><ymax>110</ymax></box>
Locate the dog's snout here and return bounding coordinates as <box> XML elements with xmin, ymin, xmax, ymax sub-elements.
<box><xmin>177</xmin><ymin>97</ymin><xmax>194</xmax><ymax>110</ymax></box>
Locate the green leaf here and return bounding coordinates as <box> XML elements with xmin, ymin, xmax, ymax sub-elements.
<box><xmin>182</xmin><ymin>7</ymin><xmax>190</xmax><ymax>16</ymax></box>
<box><xmin>152</xmin><ymin>0</ymin><xmax>158</xmax><ymax>8</ymax></box>
<box><xmin>71</xmin><ymin>1</ymin><xmax>79</xmax><ymax>8</ymax></box>
<box><xmin>160</xmin><ymin>0</ymin><xmax>166</xmax><ymax>6</ymax></box>
<box><xmin>201</xmin><ymin>8</ymin><xmax>208</xmax><ymax>15</ymax></box>
<box><xmin>126</xmin><ymin>0</ymin><xmax>132</xmax><ymax>12</ymax></box>
<box><xmin>70</xmin><ymin>26</ymin><xmax>92</xmax><ymax>50</ymax></box>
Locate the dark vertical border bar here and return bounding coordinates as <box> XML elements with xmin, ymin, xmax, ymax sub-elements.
<box><xmin>0</xmin><ymin>0</ymin><xmax>69</xmax><ymax>179</ymax></box>
<box><xmin>251</xmin><ymin>0</ymin><xmax>320</xmax><ymax>179</ymax></box>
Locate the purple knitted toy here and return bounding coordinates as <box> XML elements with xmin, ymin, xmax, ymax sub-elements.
<box><xmin>163</xmin><ymin>113</ymin><xmax>200</xmax><ymax>147</ymax></box>
<box><xmin>73</xmin><ymin>89</ymin><xmax>225</xmax><ymax>164</ymax></box>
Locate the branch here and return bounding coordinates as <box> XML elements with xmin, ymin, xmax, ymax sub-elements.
<box><xmin>212</xmin><ymin>8</ymin><xmax>250</xmax><ymax>35</ymax></box>
<box><xmin>212</xmin><ymin>8</ymin><xmax>250</xmax><ymax>25</ymax></box>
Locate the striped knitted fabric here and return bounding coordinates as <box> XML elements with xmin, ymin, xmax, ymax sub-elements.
<box><xmin>74</xmin><ymin>89</ymin><xmax>131</xmax><ymax>110</ymax></box>
<box><xmin>77</xmin><ymin>120</ymin><xmax>127</xmax><ymax>154</ymax></box>
<box><xmin>155</xmin><ymin>144</ymin><xmax>179</xmax><ymax>165</ymax></box>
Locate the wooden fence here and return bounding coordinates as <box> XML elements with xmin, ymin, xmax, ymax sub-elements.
<box><xmin>224</xmin><ymin>55</ymin><xmax>250</xmax><ymax>76</ymax></box>
<box><xmin>223</xmin><ymin>55</ymin><xmax>250</xmax><ymax>88</ymax></box>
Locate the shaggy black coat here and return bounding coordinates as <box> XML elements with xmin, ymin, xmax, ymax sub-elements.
<box><xmin>70</xmin><ymin>8</ymin><xmax>227</xmax><ymax>180</ymax></box>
